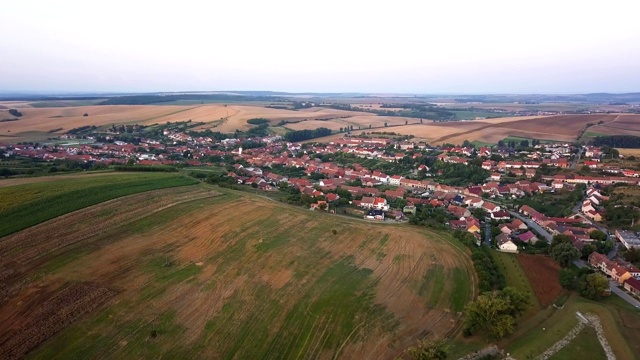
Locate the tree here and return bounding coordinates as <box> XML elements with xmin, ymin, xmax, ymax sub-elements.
<box><xmin>549</xmin><ymin>234</ymin><xmax>573</xmax><ymax>253</ymax></box>
<box><xmin>463</xmin><ymin>287</ymin><xmax>528</xmax><ymax>339</ymax></box>
<box><xmin>551</xmin><ymin>242</ymin><xmax>581</xmax><ymax>267</ymax></box>
<box><xmin>589</xmin><ymin>230</ymin><xmax>607</xmax><ymax>242</ymax></box>
<box><xmin>559</xmin><ymin>268</ymin><xmax>577</xmax><ymax>289</ymax></box>
<box><xmin>579</xmin><ymin>273</ymin><xmax>609</xmax><ymax>300</ymax></box>
<box><xmin>405</xmin><ymin>338</ymin><xmax>449</xmax><ymax>360</ymax></box>
<box><xmin>384</xmin><ymin>122</ymin><xmax>388</xmax><ymax>127</ymax></box>
<box><xmin>581</xmin><ymin>243</ymin><xmax>597</xmax><ymax>259</ymax></box>
<box><xmin>623</xmin><ymin>247</ymin><xmax>640</xmax><ymax>263</ymax></box>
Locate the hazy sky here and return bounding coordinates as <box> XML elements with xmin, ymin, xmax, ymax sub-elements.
<box><xmin>1</xmin><ymin>0</ymin><xmax>639</xmax><ymax>94</ymax></box>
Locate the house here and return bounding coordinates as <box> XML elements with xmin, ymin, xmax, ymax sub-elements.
<box><xmin>359</xmin><ymin>196</ymin><xmax>376</xmax><ymax>209</ymax></box>
<box><xmin>517</xmin><ymin>231</ymin><xmax>538</xmax><ymax>244</ymax></box>
<box><xmin>389</xmin><ymin>175</ymin><xmax>403</xmax><ymax>186</ymax></box>
<box><xmin>585</xmin><ymin>210</ymin><xmax>602</xmax><ymax>222</ymax></box>
<box><xmin>497</xmin><ymin>233</ymin><xmax>518</xmax><ymax>253</ymax></box>
<box><xmin>482</xmin><ymin>202</ymin><xmax>500</xmax><ymax>213</ymax></box>
<box><xmin>447</xmin><ymin>205</ymin><xmax>471</xmax><ymax>219</ymax></box>
<box><xmin>511</xmin><ymin>219</ymin><xmax>527</xmax><ymax>230</ymax></box>
<box><xmin>623</xmin><ymin>277</ymin><xmax>640</xmax><ymax>296</ymax></box>
<box><xmin>373</xmin><ymin>197</ymin><xmax>389</xmax><ymax>211</ymax></box>
<box><xmin>490</xmin><ymin>172</ymin><xmax>501</xmax><ymax>181</ymax></box>
<box><xmin>615</xmin><ymin>229</ymin><xmax>640</xmax><ymax>249</ymax></box>
<box><xmin>466</xmin><ymin>217</ymin><xmax>481</xmax><ymax>233</ymax></box>
<box><xmin>403</xmin><ymin>205</ymin><xmax>417</xmax><ymax>215</ymax></box>
<box><xmin>325</xmin><ymin>193</ymin><xmax>340</xmax><ymax>202</ymax></box>
<box><xmin>491</xmin><ymin>211</ymin><xmax>511</xmax><ymax>220</ymax></box>
<box><xmin>589</xmin><ymin>252</ymin><xmax>633</xmax><ymax>284</ymax></box>
<box><xmin>385</xmin><ymin>189</ymin><xmax>406</xmax><ymax>200</ymax></box>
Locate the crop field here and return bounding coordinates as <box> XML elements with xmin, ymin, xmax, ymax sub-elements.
<box><xmin>0</xmin><ymin>184</ymin><xmax>475</xmax><ymax>359</ymax></box>
<box><xmin>356</xmin><ymin>114</ymin><xmax>637</xmax><ymax>145</ymax></box>
<box><xmin>617</xmin><ymin>148</ymin><xmax>640</xmax><ymax>157</ymax></box>
<box><xmin>517</xmin><ymin>254</ymin><xmax>564</xmax><ymax>307</ymax></box>
<box><xmin>0</xmin><ymin>104</ymin><xmax>369</xmax><ymax>141</ymax></box>
<box><xmin>587</xmin><ymin>114</ymin><xmax>640</xmax><ymax>136</ymax></box>
<box><xmin>0</xmin><ymin>172</ymin><xmax>198</xmax><ymax>237</ymax></box>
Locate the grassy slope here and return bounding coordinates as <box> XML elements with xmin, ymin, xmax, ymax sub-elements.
<box><xmin>490</xmin><ymin>251</ymin><xmax>541</xmax><ymax>316</ymax></box>
<box><xmin>503</xmin><ymin>294</ymin><xmax>640</xmax><ymax>360</ymax></box>
<box><xmin>0</xmin><ymin>172</ymin><xmax>197</xmax><ymax>237</ymax></box>
<box><xmin>21</xmin><ymin>187</ymin><xmax>475</xmax><ymax>359</ymax></box>
<box><xmin>551</xmin><ymin>326</ymin><xmax>606</xmax><ymax>360</ymax></box>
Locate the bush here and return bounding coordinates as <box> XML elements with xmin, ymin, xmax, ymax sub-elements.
<box><xmin>247</xmin><ymin>118</ymin><xmax>269</xmax><ymax>125</ymax></box>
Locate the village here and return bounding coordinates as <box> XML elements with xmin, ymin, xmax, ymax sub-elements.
<box><xmin>2</xmin><ymin>126</ymin><xmax>640</xmax><ymax>305</ymax></box>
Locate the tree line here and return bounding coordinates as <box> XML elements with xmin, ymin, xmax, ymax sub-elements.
<box><xmin>593</xmin><ymin>135</ymin><xmax>640</xmax><ymax>148</ymax></box>
<box><xmin>283</xmin><ymin>127</ymin><xmax>332</xmax><ymax>142</ymax></box>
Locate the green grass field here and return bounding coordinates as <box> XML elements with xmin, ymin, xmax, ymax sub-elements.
<box><xmin>0</xmin><ymin>173</ymin><xmax>197</xmax><ymax>237</ymax></box>
<box><xmin>490</xmin><ymin>251</ymin><xmax>541</xmax><ymax>316</ymax></box>
<box><xmin>551</xmin><ymin>326</ymin><xmax>606</xmax><ymax>360</ymax></box>
<box><xmin>503</xmin><ymin>294</ymin><xmax>640</xmax><ymax>359</ymax></box>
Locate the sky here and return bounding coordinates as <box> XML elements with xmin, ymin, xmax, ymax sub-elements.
<box><xmin>1</xmin><ymin>0</ymin><xmax>640</xmax><ymax>94</ymax></box>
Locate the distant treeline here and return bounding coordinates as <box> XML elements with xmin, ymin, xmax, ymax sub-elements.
<box><xmin>99</xmin><ymin>94</ymin><xmax>286</xmax><ymax>105</ymax></box>
<box><xmin>592</xmin><ymin>135</ymin><xmax>640</xmax><ymax>148</ymax></box>
<box><xmin>283</xmin><ymin>128</ymin><xmax>332</xmax><ymax>142</ymax></box>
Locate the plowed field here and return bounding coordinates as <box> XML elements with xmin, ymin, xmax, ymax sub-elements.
<box><xmin>517</xmin><ymin>254</ymin><xmax>564</xmax><ymax>307</ymax></box>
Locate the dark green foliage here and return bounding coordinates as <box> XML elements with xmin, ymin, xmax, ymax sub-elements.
<box><xmin>592</xmin><ymin>135</ymin><xmax>640</xmax><ymax>148</ymax></box>
<box><xmin>405</xmin><ymin>338</ymin><xmax>449</xmax><ymax>360</ymax></box>
<box><xmin>246</xmin><ymin>118</ymin><xmax>270</xmax><ymax>125</ymax></box>
<box><xmin>463</xmin><ymin>287</ymin><xmax>529</xmax><ymax>339</ymax></box>
<box><xmin>578</xmin><ymin>273</ymin><xmax>609</xmax><ymax>300</ymax></box>
<box><xmin>514</xmin><ymin>185</ymin><xmax>586</xmax><ymax>218</ymax></box>
<box><xmin>433</xmin><ymin>162</ymin><xmax>490</xmax><ymax>186</ymax></box>
<box><xmin>283</xmin><ymin>128</ymin><xmax>332</xmax><ymax>142</ymax></box>
<box><xmin>8</xmin><ymin>109</ymin><xmax>23</xmax><ymax>117</ymax></box>
<box><xmin>551</xmin><ymin>242</ymin><xmax>581</xmax><ymax>267</ymax></box>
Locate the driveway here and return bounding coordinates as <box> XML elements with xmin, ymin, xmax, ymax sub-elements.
<box><xmin>509</xmin><ymin>211</ymin><xmax>552</xmax><ymax>241</ymax></box>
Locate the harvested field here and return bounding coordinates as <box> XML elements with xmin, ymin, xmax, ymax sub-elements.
<box><xmin>0</xmin><ymin>105</ymin><xmax>369</xmax><ymax>140</ymax></box>
<box><xmin>0</xmin><ymin>185</ymin><xmax>218</xmax><ymax>303</ymax></box>
<box><xmin>349</xmin><ymin>114</ymin><xmax>631</xmax><ymax>145</ymax></box>
<box><xmin>0</xmin><ymin>185</ymin><xmax>475</xmax><ymax>359</ymax></box>
<box><xmin>617</xmin><ymin>148</ymin><xmax>640</xmax><ymax>157</ymax></box>
<box><xmin>517</xmin><ymin>254</ymin><xmax>564</xmax><ymax>307</ymax></box>
<box><xmin>0</xmin><ymin>282</ymin><xmax>116</xmax><ymax>360</ymax></box>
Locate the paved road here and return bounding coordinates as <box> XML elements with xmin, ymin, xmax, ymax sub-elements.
<box><xmin>509</xmin><ymin>211</ymin><xmax>552</xmax><ymax>241</ymax></box>
<box><xmin>609</xmin><ymin>280</ymin><xmax>640</xmax><ymax>309</ymax></box>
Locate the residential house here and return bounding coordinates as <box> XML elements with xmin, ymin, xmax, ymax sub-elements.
<box><xmin>447</xmin><ymin>205</ymin><xmax>471</xmax><ymax>219</ymax></box>
<box><xmin>389</xmin><ymin>175</ymin><xmax>403</xmax><ymax>185</ymax></box>
<box><xmin>491</xmin><ymin>211</ymin><xmax>511</xmax><ymax>220</ymax></box>
<box><xmin>497</xmin><ymin>233</ymin><xmax>518</xmax><ymax>253</ymax></box>
<box><xmin>589</xmin><ymin>252</ymin><xmax>633</xmax><ymax>284</ymax></box>
<box><xmin>623</xmin><ymin>278</ymin><xmax>640</xmax><ymax>296</ymax></box>
<box><xmin>482</xmin><ymin>202</ymin><xmax>501</xmax><ymax>213</ymax></box>
<box><xmin>518</xmin><ymin>231</ymin><xmax>538</xmax><ymax>244</ymax></box>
